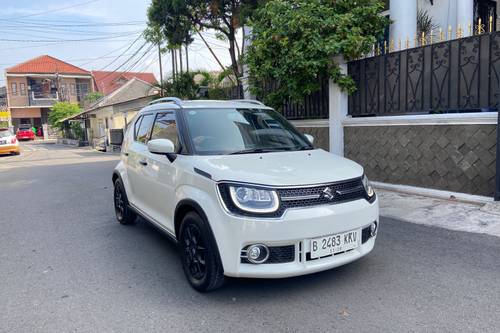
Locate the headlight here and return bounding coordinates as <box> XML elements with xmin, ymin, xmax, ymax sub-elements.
<box><xmin>362</xmin><ymin>175</ymin><xmax>376</xmax><ymax>201</ymax></box>
<box><xmin>229</xmin><ymin>186</ymin><xmax>279</xmax><ymax>213</ymax></box>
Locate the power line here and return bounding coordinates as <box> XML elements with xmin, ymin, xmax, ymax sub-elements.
<box><xmin>97</xmin><ymin>41</ymin><xmax>149</xmax><ymax>80</ymax></box>
<box><xmin>0</xmin><ymin>38</ymin><xmax>139</xmax><ymax>52</ymax></box>
<box><xmin>98</xmin><ymin>33</ymin><xmax>145</xmax><ymax>71</ymax></box>
<box><xmin>0</xmin><ymin>20</ymin><xmax>145</xmax><ymax>28</ymax></box>
<box><xmin>0</xmin><ymin>32</ymin><xmax>142</xmax><ymax>43</ymax></box>
<box><xmin>0</xmin><ymin>0</ymin><xmax>100</xmax><ymax>21</ymax></box>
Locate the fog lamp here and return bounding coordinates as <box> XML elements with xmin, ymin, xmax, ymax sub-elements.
<box><xmin>246</xmin><ymin>244</ymin><xmax>269</xmax><ymax>264</ymax></box>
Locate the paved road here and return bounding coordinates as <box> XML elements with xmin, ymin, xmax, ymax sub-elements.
<box><xmin>1</xmin><ymin>143</ymin><xmax>500</xmax><ymax>332</ymax></box>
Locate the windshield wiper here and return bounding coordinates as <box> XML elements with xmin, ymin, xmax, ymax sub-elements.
<box><xmin>228</xmin><ymin>148</ymin><xmax>288</xmax><ymax>155</ymax></box>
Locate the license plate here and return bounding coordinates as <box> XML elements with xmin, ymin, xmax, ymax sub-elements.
<box><xmin>310</xmin><ymin>229</ymin><xmax>361</xmax><ymax>259</ymax></box>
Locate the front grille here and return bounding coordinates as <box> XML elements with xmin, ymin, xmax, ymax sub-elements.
<box><xmin>241</xmin><ymin>245</ymin><xmax>295</xmax><ymax>264</ymax></box>
<box><xmin>277</xmin><ymin>178</ymin><xmax>367</xmax><ymax>211</ymax></box>
<box><xmin>218</xmin><ymin>177</ymin><xmax>367</xmax><ymax>218</ymax></box>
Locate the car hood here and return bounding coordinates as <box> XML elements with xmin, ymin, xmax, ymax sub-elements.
<box><xmin>191</xmin><ymin>149</ymin><xmax>364</xmax><ymax>186</ymax></box>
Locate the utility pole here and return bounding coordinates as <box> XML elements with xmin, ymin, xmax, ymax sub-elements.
<box><xmin>158</xmin><ymin>43</ymin><xmax>164</xmax><ymax>97</ymax></box>
<box><xmin>185</xmin><ymin>44</ymin><xmax>189</xmax><ymax>73</ymax></box>
<box><xmin>179</xmin><ymin>46</ymin><xmax>183</xmax><ymax>75</ymax></box>
<box><xmin>174</xmin><ymin>49</ymin><xmax>178</xmax><ymax>78</ymax></box>
<box><xmin>171</xmin><ymin>49</ymin><xmax>176</xmax><ymax>80</ymax></box>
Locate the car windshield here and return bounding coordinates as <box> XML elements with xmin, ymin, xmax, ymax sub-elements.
<box><xmin>0</xmin><ymin>130</ymin><xmax>13</xmax><ymax>138</ymax></box>
<box><xmin>183</xmin><ymin>108</ymin><xmax>313</xmax><ymax>155</ymax></box>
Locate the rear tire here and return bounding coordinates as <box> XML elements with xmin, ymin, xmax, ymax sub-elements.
<box><xmin>114</xmin><ymin>179</ymin><xmax>136</xmax><ymax>225</ymax></box>
<box><xmin>178</xmin><ymin>212</ymin><xmax>225</xmax><ymax>292</ymax></box>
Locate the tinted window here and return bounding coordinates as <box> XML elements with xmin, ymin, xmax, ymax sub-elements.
<box><xmin>151</xmin><ymin>112</ymin><xmax>180</xmax><ymax>151</ymax></box>
<box><xmin>183</xmin><ymin>108</ymin><xmax>312</xmax><ymax>155</ymax></box>
<box><xmin>135</xmin><ymin>114</ymin><xmax>155</xmax><ymax>144</ymax></box>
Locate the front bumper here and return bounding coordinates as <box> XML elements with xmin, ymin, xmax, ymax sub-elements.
<box><xmin>0</xmin><ymin>144</ymin><xmax>20</xmax><ymax>155</ymax></box>
<box><xmin>210</xmin><ymin>197</ymin><xmax>379</xmax><ymax>278</ymax></box>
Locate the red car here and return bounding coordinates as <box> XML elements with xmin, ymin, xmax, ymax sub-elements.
<box><xmin>16</xmin><ymin>126</ymin><xmax>35</xmax><ymax>141</ymax></box>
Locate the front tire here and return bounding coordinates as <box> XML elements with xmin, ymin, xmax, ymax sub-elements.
<box><xmin>114</xmin><ymin>179</ymin><xmax>136</xmax><ymax>225</ymax></box>
<box><xmin>178</xmin><ymin>212</ymin><xmax>225</xmax><ymax>292</ymax></box>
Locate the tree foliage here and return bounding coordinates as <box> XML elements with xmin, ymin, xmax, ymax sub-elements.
<box><xmin>146</xmin><ymin>0</ymin><xmax>261</xmax><ymax>82</ymax></box>
<box><xmin>161</xmin><ymin>72</ymin><xmax>200</xmax><ymax>99</ymax></box>
<box><xmin>84</xmin><ymin>91</ymin><xmax>104</xmax><ymax>103</ymax></box>
<box><xmin>49</xmin><ymin>102</ymin><xmax>81</xmax><ymax>129</ymax></box>
<box><xmin>246</xmin><ymin>0</ymin><xmax>390</xmax><ymax>108</ymax></box>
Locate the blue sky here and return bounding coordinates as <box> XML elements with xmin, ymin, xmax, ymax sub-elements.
<box><xmin>0</xmin><ymin>0</ymin><xmax>233</xmax><ymax>85</ymax></box>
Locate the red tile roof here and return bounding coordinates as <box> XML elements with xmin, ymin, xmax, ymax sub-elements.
<box><xmin>92</xmin><ymin>71</ymin><xmax>158</xmax><ymax>95</ymax></box>
<box><xmin>6</xmin><ymin>55</ymin><xmax>90</xmax><ymax>75</ymax></box>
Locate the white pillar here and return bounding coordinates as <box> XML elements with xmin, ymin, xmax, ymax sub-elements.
<box><xmin>329</xmin><ymin>57</ymin><xmax>348</xmax><ymax>156</ymax></box>
<box><xmin>389</xmin><ymin>0</ymin><xmax>417</xmax><ymax>44</ymax></box>
<box><xmin>457</xmin><ymin>0</ymin><xmax>474</xmax><ymax>36</ymax></box>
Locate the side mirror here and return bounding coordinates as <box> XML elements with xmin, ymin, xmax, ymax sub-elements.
<box><xmin>304</xmin><ymin>134</ymin><xmax>314</xmax><ymax>145</ymax></box>
<box><xmin>148</xmin><ymin>139</ymin><xmax>175</xmax><ymax>155</ymax></box>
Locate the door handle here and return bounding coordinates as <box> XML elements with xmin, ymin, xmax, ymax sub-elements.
<box><xmin>139</xmin><ymin>160</ymin><xmax>148</xmax><ymax>166</ymax></box>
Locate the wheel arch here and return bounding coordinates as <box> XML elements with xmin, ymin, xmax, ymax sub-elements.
<box><xmin>174</xmin><ymin>199</ymin><xmax>210</xmax><ymax>240</ymax></box>
<box><xmin>112</xmin><ymin>171</ymin><xmax>121</xmax><ymax>185</ymax></box>
<box><xmin>174</xmin><ymin>198</ymin><xmax>225</xmax><ymax>274</ymax></box>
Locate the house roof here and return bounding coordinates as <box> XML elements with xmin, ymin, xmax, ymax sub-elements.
<box><xmin>92</xmin><ymin>70</ymin><xmax>157</xmax><ymax>95</ymax></box>
<box><xmin>6</xmin><ymin>55</ymin><xmax>90</xmax><ymax>75</ymax></box>
<box><xmin>62</xmin><ymin>84</ymin><xmax>159</xmax><ymax>122</ymax></box>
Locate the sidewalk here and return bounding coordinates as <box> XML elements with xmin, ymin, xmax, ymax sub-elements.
<box><xmin>377</xmin><ymin>188</ymin><xmax>500</xmax><ymax>238</ymax></box>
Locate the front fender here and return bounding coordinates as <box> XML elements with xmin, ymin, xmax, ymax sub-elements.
<box><xmin>113</xmin><ymin>160</ymin><xmax>132</xmax><ymax>198</ymax></box>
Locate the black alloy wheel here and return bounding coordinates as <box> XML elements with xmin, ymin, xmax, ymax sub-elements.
<box><xmin>182</xmin><ymin>223</ymin><xmax>207</xmax><ymax>280</ymax></box>
<box><xmin>113</xmin><ymin>179</ymin><xmax>136</xmax><ymax>225</ymax></box>
<box><xmin>179</xmin><ymin>212</ymin><xmax>225</xmax><ymax>292</ymax></box>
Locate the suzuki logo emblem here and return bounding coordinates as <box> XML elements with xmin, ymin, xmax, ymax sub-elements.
<box><xmin>322</xmin><ymin>187</ymin><xmax>335</xmax><ymax>201</ymax></box>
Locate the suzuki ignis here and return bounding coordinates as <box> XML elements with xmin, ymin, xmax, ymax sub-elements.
<box><xmin>113</xmin><ymin>98</ymin><xmax>378</xmax><ymax>292</ymax></box>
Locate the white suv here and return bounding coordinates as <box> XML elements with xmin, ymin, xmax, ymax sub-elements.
<box><xmin>113</xmin><ymin>98</ymin><xmax>378</xmax><ymax>292</ymax></box>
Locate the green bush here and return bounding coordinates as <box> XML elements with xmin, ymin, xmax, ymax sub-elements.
<box><xmin>246</xmin><ymin>0</ymin><xmax>390</xmax><ymax>109</ymax></box>
<box><xmin>49</xmin><ymin>102</ymin><xmax>81</xmax><ymax>130</ymax></box>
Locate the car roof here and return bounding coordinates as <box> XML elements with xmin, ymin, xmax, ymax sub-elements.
<box><xmin>138</xmin><ymin>99</ymin><xmax>273</xmax><ymax>115</ymax></box>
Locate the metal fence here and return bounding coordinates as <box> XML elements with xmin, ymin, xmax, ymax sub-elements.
<box><xmin>347</xmin><ymin>31</ymin><xmax>500</xmax><ymax>117</ymax></box>
<box><xmin>257</xmin><ymin>78</ymin><xmax>329</xmax><ymax>120</ymax></box>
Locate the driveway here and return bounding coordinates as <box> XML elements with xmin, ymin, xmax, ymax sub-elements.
<box><xmin>1</xmin><ymin>143</ymin><xmax>499</xmax><ymax>332</ymax></box>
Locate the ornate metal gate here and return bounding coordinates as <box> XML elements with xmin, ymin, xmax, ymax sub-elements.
<box><xmin>348</xmin><ymin>31</ymin><xmax>500</xmax><ymax>116</ymax></box>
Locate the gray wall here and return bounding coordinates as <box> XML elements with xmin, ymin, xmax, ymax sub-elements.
<box><xmin>295</xmin><ymin>126</ymin><xmax>329</xmax><ymax>151</ymax></box>
<box><xmin>345</xmin><ymin>124</ymin><xmax>497</xmax><ymax>196</ymax></box>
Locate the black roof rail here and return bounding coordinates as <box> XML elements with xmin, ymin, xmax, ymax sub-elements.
<box><xmin>148</xmin><ymin>97</ymin><xmax>182</xmax><ymax>106</ymax></box>
<box><xmin>230</xmin><ymin>99</ymin><xmax>265</xmax><ymax>106</ymax></box>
